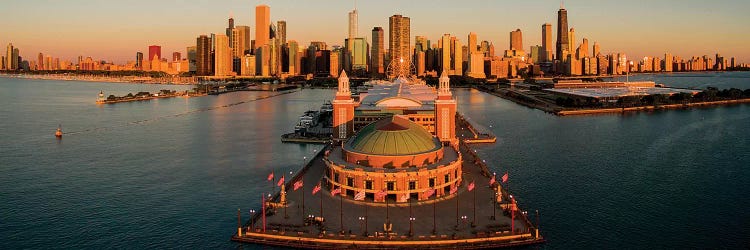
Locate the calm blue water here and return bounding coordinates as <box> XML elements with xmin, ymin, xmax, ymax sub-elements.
<box><xmin>1</xmin><ymin>73</ymin><xmax>749</xmax><ymax>249</ymax></box>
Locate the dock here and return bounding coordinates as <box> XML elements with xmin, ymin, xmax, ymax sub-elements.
<box><xmin>232</xmin><ymin>115</ymin><xmax>543</xmax><ymax>249</ymax></box>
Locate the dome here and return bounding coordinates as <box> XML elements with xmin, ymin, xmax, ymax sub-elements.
<box><xmin>347</xmin><ymin>116</ymin><xmax>441</xmax><ymax>156</ymax></box>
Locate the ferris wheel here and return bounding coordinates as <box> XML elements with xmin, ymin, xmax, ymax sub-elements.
<box><xmin>386</xmin><ymin>58</ymin><xmax>416</xmax><ymax>79</ymax></box>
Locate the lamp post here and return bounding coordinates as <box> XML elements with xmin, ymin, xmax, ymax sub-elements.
<box><xmin>358</xmin><ymin>216</ymin><xmax>366</xmax><ymax>236</ymax></box>
<box><xmin>409</xmin><ymin>217</ymin><xmax>415</xmax><ymax>236</ymax></box>
<box><xmin>492</xmin><ymin>172</ymin><xmax>496</xmax><ymax>221</ymax></box>
<box><xmin>249</xmin><ymin>209</ymin><xmax>256</xmax><ymax>231</ymax></box>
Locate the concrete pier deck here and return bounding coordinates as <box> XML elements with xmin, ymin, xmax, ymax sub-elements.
<box><xmin>232</xmin><ymin>115</ymin><xmax>544</xmax><ymax>249</ymax></box>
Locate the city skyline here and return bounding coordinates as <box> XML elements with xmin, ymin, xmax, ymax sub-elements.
<box><xmin>1</xmin><ymin>0</ymin><xmax>748</xmax><ymax>64</ymax></box>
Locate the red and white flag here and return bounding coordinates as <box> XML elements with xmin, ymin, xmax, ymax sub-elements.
<box><xmin>354</xmin><ymin>190</ymin><xmax>366</xmax><ymax>201</ymax></box>
<box><xmin>267</xmin><ymin>172</ymin><xmax>274</xmax><ymax>181</ymax></box>
<box><xmin>293</xmin><ymin>180</ymin><xmax>303</xmax><ymax>191</ymax></box>
<box><xmin>450</xmin><ymin>185</ymin><xmax>458</xmax><ymax>195</ymax></box>
<box><xmin>375</xmin><ymin>190</ymin><xmax>387</xmax><ymax>200</ymax></box>
<box><xmin>312</xmin><ymin>184</ymin><xmax>321</xmax><ymax>195</ymax></box>
<box><xmin>489</xmin><ymin>175</ymin><xmax>496</xmax><ymax>185</ymax></box>
<box><xmin>424</xmin><ymin>188</ymin><xmax>435</xmax><ymax>198</ymax></box>
<box><xmin>398</xmin><ymin>193</ymin><xmax>409</xmax><ymax>202</ymax></box>
<box><xmin>468</xmin><ymin>181</ymin><xmax>475</xmax><ymax>191</ymax></box>
<box><xmin>331</xmin><ymin>187</ymin><xmax>341</xmax><ymax>196</ymax></box>
<box><xmin>502</xmin><ymin>172</ymin><xmax>509</xmax><ymax>183</ymax></box>
<box><xmin>277</xmin><ymin>175</ymin><xmax>285</xmax><ymax>187</ymax></box>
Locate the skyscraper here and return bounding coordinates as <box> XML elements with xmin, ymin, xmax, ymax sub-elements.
<box><xmin>226</xmin><ymin>17</ymin><xmax>234</xmax><ymax>46</ymax></box>
<box><xmin>389</xmin><ymin>14</ymin><xmax>410</xmax><ymax>65</ymax></box>
<box><xmin>172</xmin><ymin>52</ymin><xmax>181</xmax><ymax>62</ymax></box>
<box><xmin>148</xmin><ymin>45</ymin><xmax>161</xmax><ymax>61</ymax></box>
<box><xmin>556</xmin><ymin>6</ymin><xmax>569</xmax><ymax>62</ymax></box>
<box><xmin>542</xmin><ymin>23</ymin><xmax>552</xmax><ymax>61</ymax></box>
<box><xmin>277</xmin><ymin>21</ymin><xmax>286</xmax><ymax>45</ymax></box>
<box><xmin>348</xmin><ymin>9</ymin><xmax>358</xmax><ymax>45</ymax></box>
<box><xmin>196</xmin><ymin>35</ymin><xmax>211</xmax><ymax>76</ymax></box>
<box><xmin>440</xmin><ymin>34</ymin><xmax>451</xmax><ymax>73</ymax></box>
<box><xmin>569</xmin><ymin>28</ymin><xmax>576</xmax><ymax>52</ymax></box>
<box><xmin>232</xmin><ymin>26</ymin><xmax>251</xmax><ymax>74</ymax></box>
<box><xmin>288</xmin><ymin>40</ymin><xmax>299</xmax><ymax>75</ymax></box>
<box><xmin>510</xmin><ymin>29</ymin><xmax>523</xmax><ymax>51</ymax></box>
<box><xmin>592</xmin><ymin>42</ymin><xmax>600</xmax><ymax>57</ymax></box>
<box><xmin>371</xmin><ymin>27</ymin><xmax>384</xmax><ymax>74</ymax></box>
<box><xmin>255</xmin><ymin>5</ymin><xmax>270</xmax><ymax>50</ymax></box>
<box><xmin>214</xmin><ymin>34</ymin><xmax>232</xmax><ymax>76</ymax></box>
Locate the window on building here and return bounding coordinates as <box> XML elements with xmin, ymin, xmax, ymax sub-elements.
<box><xmin>334</xmin><ymin>173</ymin><xmax>340</xmax><ymax>182</ymax></box>
<box><xmin>347</xmin><ymin>177</ymin><xmax>354</xmax><ymax>187</ymax></box>
<box><xmin>408</xmin><ymin>181</ymin><xmax>416</xmax><ymax>190</ymax></box>
<box><xmin>429</xmin><ymin>178</ymin><xmax>435</xmax><ymax>187</ymax></box>
<box><xmin>386</xmin><ymin>182</ymin><xmax>395</xmax><ymax>191</ymax></box>
<box><xmin>444</xmin><ymin>174</ymin><xmax>450</xmax><ymax>183</ymax></box>
<box><xmin>365</xmin><ymin>180</ymin><xmax>373</xmax><ymax>189</ymax></box>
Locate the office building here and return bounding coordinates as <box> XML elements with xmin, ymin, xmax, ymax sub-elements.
<box><xmin>542</xmin><ymin>23</ymin><xmax>553</xmax><ymax>61</ymax></box>
<box><xmin>277</xmin><ymin>21</ymin><xmax>286</xmax><ymax>45</ymax></box>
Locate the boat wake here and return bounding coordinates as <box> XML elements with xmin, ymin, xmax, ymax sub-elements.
<box><xmin>62</xmin><ymin>90</ymin><xmax>298</xmax><ymax>136</ymax></box>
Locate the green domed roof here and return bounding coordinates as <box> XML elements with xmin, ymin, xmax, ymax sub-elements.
<box><xmin>347</xmin><ymin>116</ymin><xmax>441</xmax><ymax>155</ymax></box>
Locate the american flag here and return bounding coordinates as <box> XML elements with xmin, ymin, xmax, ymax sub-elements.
<box><xmin>331</xmin><ymin>187</ymin><xmax>341</xmax><ymax>196</ymax></box>
<box><xmin>502</xmin><ymin>172</ymin><xmax>509</xmax><ymax>183</ymax></box>
<box><xmin>489</xmin><ymin>175</ymin><xmax>496</xmax><ymax>185</ymax></box>
<box><xmin>312</xmin><ymin>184</ymin><xmax>321</xmax><ymax>195</ymax></box>
<box><xmin>277</xmin><ymin>175</ymin><xmax>285</xmax><ymax>187</ymax></box>
<box><xmin>354</xmin><ymin>191</ymin><xmax>366</xmax><ymax>201</ymax></box>
<box><xmin>398</xmin><ymin>193</ymin><xmax>409</xmax><ymax>202</ymax></box>
<box><xmin>267</xmin><ymin>172</ymin><xmax>274</xmax><ymax>181</ymax></box>
<box><xmin>424</xmin><ymin>188</ymin><xmax>435</xmax><ymax>198</ymax></box>
<box><xmin>375</xmin><ymin>190</ymin><xmax>387</xmax><ymax>200</ymax></box>
<box><xmin>450</xmin><ymin>185</ymin><xmax>458</xmax><ymax>195</ymax></box>
<box><xmin>468</xmin><ymin>181</ymin><xmax>475</xmax><ymax>191</ymax></box>
<box><xmin>293</xmin><ymin>180</ymin><xmax>303</xmax><ymax>191</ymax></box>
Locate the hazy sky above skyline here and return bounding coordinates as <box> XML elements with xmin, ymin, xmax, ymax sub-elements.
<box><xmin>1</xmin><ymin>0</ymin><xmax>748</xmax><ymax>64</ymax></box>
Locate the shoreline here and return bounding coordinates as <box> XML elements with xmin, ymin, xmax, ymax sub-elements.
<box><xmin>0</xmin><ymin>73</ymin><xmax>197</xmax><ymax>85</ymax></box>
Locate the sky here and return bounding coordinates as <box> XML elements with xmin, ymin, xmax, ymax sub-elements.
<box><xmin>1</xmin><ymin>0</ymin><xmax>748</xmax><ymax>64</ymax></box>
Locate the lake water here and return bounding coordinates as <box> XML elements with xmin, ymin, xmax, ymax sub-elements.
<box><xmin>1</xmin><ymin>73</ymin><xmax>748</xmax><ymax>249</ymax></box>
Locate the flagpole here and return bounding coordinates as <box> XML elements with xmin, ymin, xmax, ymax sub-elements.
<box><xmin>364</xmin><ymin>200</ymin><xmax>368</xmax><ymax>236</ymax></box>
<box><xmin>408</xmin><ymin>197</ymin><xmax>413</xmax><ymax>236</ymax></box>
<box><xmin>283</xmin><ymin>174</ymin><xmax>288</xmax><ymax>219</ymax></box>
<box><xmin>302</xmin><ymin>181</ymin><xmax>306</xmax><ymax>224</ymax></box>
<box><xmin>432</xmin><ymin>194</ymin><xmax>436</xmax><ymax>235</ymax></box>
<box><xmin>319</xmin><ymin>182</ymin><xmax>323</xmax><ymax>220</ymax></box>
<box><xmin>455</xmin><ymin>185</ymin><xmax>459</xmax><ymax>228</ymax></box>
<box><xmin>473</xmin><ymin>183</ymin><xmax>476</xmax><ymax>227</ymax></box>
<box><xmin>339</xmin><ymin>190</ymin><xmax>343</xmax><ymax>234</ymax></box>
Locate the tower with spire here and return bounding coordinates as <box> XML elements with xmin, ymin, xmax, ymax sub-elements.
<box><xmin>435</xmin><ymin>71</ymin><xmax>457</xmax><ymax>144</ymax></box>
<box><xmin>333</xmin><ymin>70</ymin><xmax>355</xmax><ymax>141</ymax></box>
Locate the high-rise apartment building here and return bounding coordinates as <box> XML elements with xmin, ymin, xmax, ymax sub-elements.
<box><xmin>255</xmin><ymin>5</ymin><xmax>270</xmax><ymax>50</ymax></box>
<box><xmin>468</xmin><ymin>32</ymin><xmax>478</xmax><ymax>53</ymax></box>
<box><xmin>556</xmin><ymin>7</ymin><xmax>569</xmax><ymax>62</ymax></box>
<box><xmin>172</xmin><ymin>52</ymin><xmax>181</xmax><ymax>62</ymax></box>
<box><xmin>569</xmin><ymin>28</ymin><xmax>576</xmax><ymax>52</ymax></box>
<box><xmin>136</xmin><ymin>52</ymin><xmax>143</xmax><ymax>70</ymax></box>
<box><xmin>196</xmin><ymin>35</ymin><xmax>212</xmax><ymax>76</ymax></box>
<box><xmin>592</xmin><ymin>42</ymin><xmax>600</xmax><ymax>57</ymax></box>
<box><xmin>38</xmin><ymin>53</ymin><xmax>44</xmax><ymax>70</ymax></box>
<box><xmin>6</xmin><ymin>43</ymin><xmax>15</xmax><ymax>70</ymax></box>
<box><xmin>371</xmin><ymin>27</ymin><xmax>384</xmax><ymax>74</ymax></box>
<box><xmin>214</xmin><ymin>34</ymin><xmax>232</xmax><ymax>76</ymax></box>
<box><xmin>148</xmin><ymin>45</ymin><xmax>161</xmax><ymax>61</ymax></box>
<box><xmin>187</xmin><ymin>46</ymin><xmax>197</xmax><ymax>72</ymax></box>
<box><xmin>542</xmin><ymin>23</ymin><xmax>552</xmax><ymax>61</ymax></box>
<box><xmin>389</xmin><ymin>14</ymin><xmax>410</xmax><ymax>65</ymax></box>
